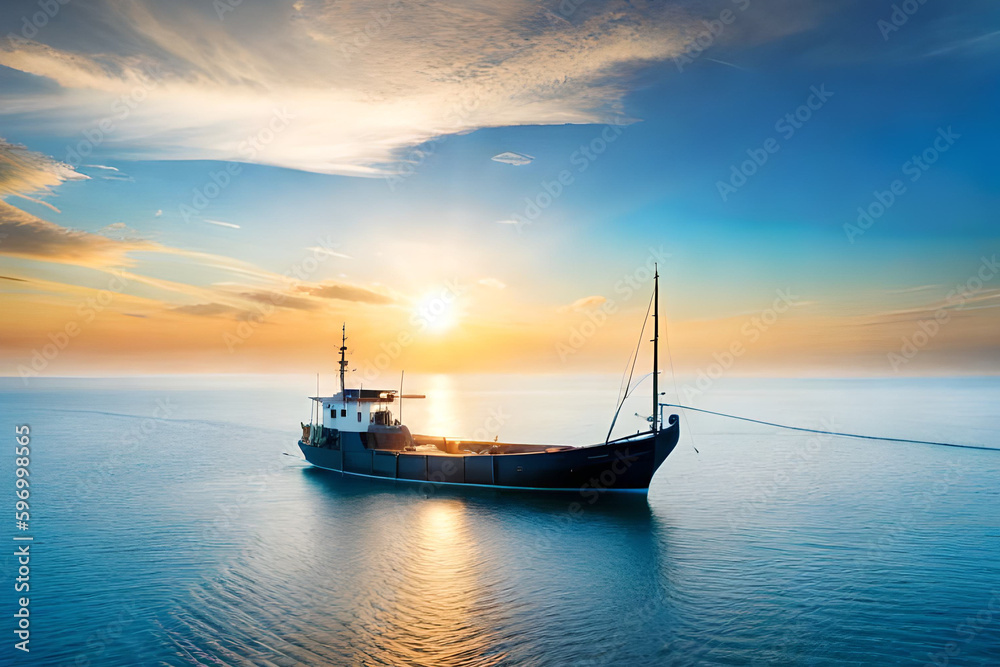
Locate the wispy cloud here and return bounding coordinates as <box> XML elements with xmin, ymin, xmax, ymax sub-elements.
<box><xmin>0</xmin><ymin>0</ymin><xmax>704</xmax><ymax>177</ymax></box>
<box><xmin>559</xmin><ymin>295</ymin><xmax>606</xmax><ymax>312</ymax></box>
<box><xmin>0</xmin><ymin>200</ymin><xmax>152</xmax><ymax>267</ymax></box>
<box><xmin>203</xmin><ymin>218</ymin><xmax>241</xmax><ymax>229</ymax></box>
<box><xmin>478</xmin><ymin>277</ymin><xmax>506</xmax><ymax>289</ymax></box>
<box><xmin>491</xmin><ymin>151</ymin><xmax>534</xmax><ymax>166</ymax></box>
<box><xmin>300</xmin><ymin>281</ymin><xmax>395</xmax><ymax>305</ymax></box>
<box><xmin>864</xmin><ymin>289</ymin><xmax>1000</xmax><ymax>323</ymax></box>
<box><xmin>97</xmin><ymin>221</ymin><xmax>146</xmax><ymax>241</ymax></box>
<box><xmin>705</xmin><ymin>57</ymin><xmax>749</xmax><ymax>71</ymax></box>
<box><xmin>0</xmin><ymin>139</ymin><xmax>87</xmax><ymax>211</ymax></box>
<box><xmin>307</xmin><ymin>246</ymin><xmax>351</xmax><ymax>259</ymax></box>
<box><xmin>883</xmin><ymin>284</ymin><xmax>942</xmax><ymax>294</ymax></box>
<box><xmin>170</xmin><ymin>303</ymin><xmax>246</xmax><ymax>318</ymax></box>
<box><xmin>240</xmin><ymin>290</ymin><xmax>318</xmax><ymax>311</ymax></box>
<box><xmin>924</xmin><ymin>29</ymin><xmax>1000</xmax><ymax>59</ymax></box>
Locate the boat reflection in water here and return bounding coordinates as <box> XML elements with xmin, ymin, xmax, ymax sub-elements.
<box><xmin>158</xmin><ymin>460</ymin><xmax>668</xmax><ymax>666</ymax></box>
<box><xmin>296</xmin><ymin>469</ymin><xmax>667</xmax><ymax>667</ymax></box>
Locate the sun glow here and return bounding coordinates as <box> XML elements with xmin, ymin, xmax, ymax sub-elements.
<box><xmin>414</xmin><ymin>290</ymin><xmax>459</xmax><ymax>334</ymax></box>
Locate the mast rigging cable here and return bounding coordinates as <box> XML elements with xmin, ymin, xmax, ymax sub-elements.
<box><xmin>659</xmin><ymin>403</ymin><xmax>995</xmax><ymax>453</ymax></box>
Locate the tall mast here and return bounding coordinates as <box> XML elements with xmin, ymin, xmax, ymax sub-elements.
<box><xmin>652</xmin><ymin>265</ymin><xmax>659</xmax><ymax>433</ymax></box>
<box><xmin>339</xmin><ymin>323</ymin><xmax>348</xmax><ymax>397</ymax></box>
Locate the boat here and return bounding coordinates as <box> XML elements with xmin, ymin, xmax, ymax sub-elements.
<box><xmin>297</xmin><ymin>267</ymin><xmax>680</xmax><ymax>492</ymax></box>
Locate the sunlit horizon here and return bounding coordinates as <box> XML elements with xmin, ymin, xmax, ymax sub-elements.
<box><xmin>1</xmin><ymin>0</ymin><xmax>997</xmax><ymax>381</ymax></box>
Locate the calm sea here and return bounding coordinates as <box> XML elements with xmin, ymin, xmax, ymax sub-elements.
<box><xmin>1</xmin><ymin>375</ymin><xmax>998</xmax><ymax>666</ymax></box>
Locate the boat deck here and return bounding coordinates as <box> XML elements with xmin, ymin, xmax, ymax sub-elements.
<box><xmin>410</xmin><ymin>434</ymin><xmax>575</xmax><ymax>456</ymax></box>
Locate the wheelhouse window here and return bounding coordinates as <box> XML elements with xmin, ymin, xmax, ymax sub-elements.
<box><xmin>341</xmin><ymin>409</ymin><xmax>347</xmax><ymax>417</ymax></box>
<box><xmin>330</xmin><ymin>409</ymin><xmax>336</xmax><ymax>418</ymax></box>
<box><xmin>357</xmin><ymin>412</ymin><xmax>362</xmax><ymax>422</ymax></box>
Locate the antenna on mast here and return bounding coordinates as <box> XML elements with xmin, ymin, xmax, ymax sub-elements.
<box><xmin>339</xmin><ymin>323</ymin><xmax>348</xmax><ymax>397</ymax></box>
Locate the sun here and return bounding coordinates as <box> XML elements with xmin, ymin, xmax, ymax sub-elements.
<box><xmin>415</xmin><ymin>291</ymin><xmax>459</xmax><ymax>334</ymax></box>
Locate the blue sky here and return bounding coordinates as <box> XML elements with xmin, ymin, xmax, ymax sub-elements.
<box><xmin>0</xmin><ymin>0</ymin><xmax>998</xmax><ymax>376</ymax></box>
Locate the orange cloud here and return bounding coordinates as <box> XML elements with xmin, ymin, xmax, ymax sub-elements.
<box><xmin>0</xmin><ymin>200</ymin><xmax>155</xmax><ymax>267</ymax></box>
<box><xmin>0</xmin><ymin>138</ymin><xmax>88</xmax><ymax>211</ymax></box>
<box><xmin>299</xmin><ymin>281</ymin><xmax>395</xmax><ymax>305</ymax></box>
<box><xmin>169</xmin><ymin>303</ymin><xmax>247</xmax><ymax>318</ymax></box>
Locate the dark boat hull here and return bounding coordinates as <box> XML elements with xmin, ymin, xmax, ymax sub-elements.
<box><xmin>297</xmin><ymin>415</ymin><xmax>680</xmax><ymax>492</ymax></box>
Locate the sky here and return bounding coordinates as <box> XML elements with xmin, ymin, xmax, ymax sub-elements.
<box><xmin>0</xmin><ymin>0</ymin><xmax>998</xmax><ymax>382</ymax></box>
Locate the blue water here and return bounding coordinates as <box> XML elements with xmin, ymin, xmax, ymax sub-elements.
<box><xmin>1</xmin><ymin>375</ymin><xmax>998</xmax><ymax>666</ymax></box>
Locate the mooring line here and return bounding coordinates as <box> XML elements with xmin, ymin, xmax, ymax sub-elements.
<box><xmin>659</xmin><ymin>403</ymin><xmax>997</xmax><ymax>452</ymax></box>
